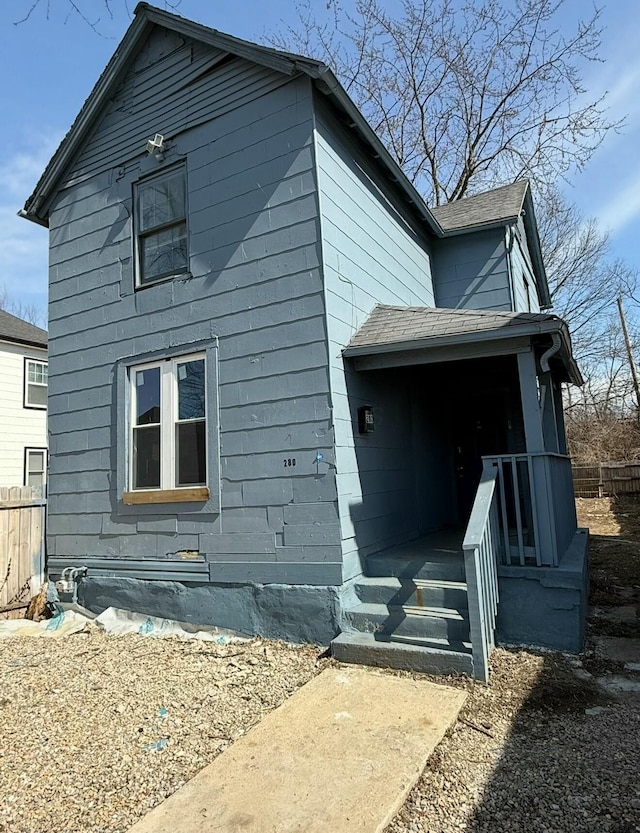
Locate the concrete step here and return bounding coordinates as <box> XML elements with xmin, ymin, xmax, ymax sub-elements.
<box><xmin>365</xmin><ymin>552</ymin><xmax>465</xmax><ymax>582</ymax></box>
<box><xmin>354</xmin><ymin>576</ymin><xmax>468</xmax><ymax>609</ymax></box>
<box><xmin>344</xmin><ymin>601</ymin><xmax>470</xmax><ymax>643</ymax></box>
<box><xmin>332</xmin><ymin>631</ymin><xmax>473</xmax><ymax>676</ymax></box>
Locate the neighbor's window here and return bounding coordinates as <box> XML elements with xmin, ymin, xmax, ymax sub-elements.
<box><xmin>24</xmin><ymin>359</ymin><xmax>48</xmax><ymax>409</ymax></box>
<box><xmin>135</xmin><ymin>166</ymin><xmax>188</xmax><ymax>286</ymax></box>
<box><xmin>25</xmin><ymin>448</ymin><xmax>47</xmax><ymax>489</ymax></box>
<box><xmin>130</xmin><ymin>354</ymin><xmax>206</xmax><ymax>490</ymax></box>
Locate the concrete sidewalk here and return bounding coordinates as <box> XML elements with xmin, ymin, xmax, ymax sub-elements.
<box><xmin>127</xmin><ymin>666</ymin><xmax>466</xmax><ymax>833</ymax></box>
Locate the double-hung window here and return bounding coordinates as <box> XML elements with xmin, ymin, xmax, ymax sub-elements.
<box><xmin>25</xmin><ymin>448</ymin><xmax>47</xmax><ymax>489</ymax></box>
<box><xmin>24</xmin><ymin>359</ymin><xmax>48</xmax><ymax>409</ymax></box>
<box><xmin>129</xmin><ymin>353</ymin><xmax>207</xmax><ymax>497</ymax></box>
<box><xmin>135</xmin><ymin>166</ymin><xmax>188</xmax><ymax>286</ymax></box>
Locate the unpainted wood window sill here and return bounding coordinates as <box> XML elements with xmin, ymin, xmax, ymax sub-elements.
<box><xmin>122</xmin><ymin>487</ymin><xmax>209</xmax><ymax>505</ymax></box>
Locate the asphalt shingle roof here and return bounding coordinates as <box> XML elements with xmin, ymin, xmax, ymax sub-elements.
<box><xmin>430</xmin><ymin>181</ymin><xmax>529</xmax><ymax>232</ymax></box>
<box><xmin>346</xmin><ymin>304</ymin><xmax>557</xmax><ymax>350</ymax></box>
<box><xmin>0</xmin><ymin>309</ymin><xmax>48</xmax><ymax>348</ymax></box>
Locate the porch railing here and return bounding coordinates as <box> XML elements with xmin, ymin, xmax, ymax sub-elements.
<box><xmin>462</xmin><ymin>465</ymin><xmax>502</xmax><ymax>683</ymax></box>
<box><xmin>483</xmin><ymin>453</ymin><xmax>576</xmax><ymax>567</ymax></box>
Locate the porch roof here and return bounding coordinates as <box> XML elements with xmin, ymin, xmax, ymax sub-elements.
<box><xmin>343</xmin><ymin>305</ymin><xmax>582</xmax><ymax>384</ymax></box>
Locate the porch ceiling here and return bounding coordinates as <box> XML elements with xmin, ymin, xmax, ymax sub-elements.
<box><xmin>343</xmin><ymin>305</ymin><xmax>582</xmax><ymax>384</ymax></box>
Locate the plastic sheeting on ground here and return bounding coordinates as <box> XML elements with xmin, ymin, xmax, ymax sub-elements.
<box><xmin>0</xmin><ymin>603</ymin><xmax>247</xmax><ymax>644</ymax></box>
<box><xmin>94</xmin><ymin>606</ymin><xmax>248</xmax><ymax>643</ymax></box>
<box><xmin>0</xmin><ymin>608</ymin><xmax>91</xmax><ymax>639</ymax></box>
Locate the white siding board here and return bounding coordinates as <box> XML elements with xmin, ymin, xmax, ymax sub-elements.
<box><xmin>0</xmin><ymin>344</ymin><xmax>48</xmax><ymax>487</ymax></box>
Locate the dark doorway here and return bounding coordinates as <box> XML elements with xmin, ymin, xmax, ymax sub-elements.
<box><xmin>413</xmin><ymin>354</ymin><xmax>525</xmax><ymax>525</ymax></box>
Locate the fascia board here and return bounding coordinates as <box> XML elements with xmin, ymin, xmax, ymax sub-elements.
<box><xmin>343</xmin><ymin>320</ymin><xmax>558</xmax><ymax>357</ymax></box>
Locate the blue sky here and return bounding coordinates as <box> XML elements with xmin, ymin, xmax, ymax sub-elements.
<box><xmin>1</xmin><ymin>0</ymin><xmax>639</xmax><ymax>319</ymax></box>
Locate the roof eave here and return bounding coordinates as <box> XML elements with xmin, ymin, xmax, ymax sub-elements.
<box><xmin>0</xmin><ymin>336</ymin><xmax>48</xmax><ymax>350</ymax></box>
<box><xmin>20</xmin><ymin>4</ymin><xmax>312</xmax><ymax>227</ymax></box>
<box><xmin>437</xmin><ymin>217</ymin><xmax>519</xmax><ymax>237</ymax></box>
<box><xmin>343</xmin><ymin>315</ymin><xmax>582</xmax><ymax>385</ymax></box>
<box><xmin>21</xmin><ymin>10</ymin><xmax>154</xmax><ymax>226</ymax></box>
<box><xmin>521</xmin><ymin>187</ymin><xmax>552</xmax><ymax>309</ymax></box>
<box><xmin>343</xmin><ymin>317</ymin><xmax>564</xmax><ymax>358</ymax></box>
<box><xmin>310</xmin><ymin>67</ymin><xmax>442</xmax><ymax>236</ymax></box>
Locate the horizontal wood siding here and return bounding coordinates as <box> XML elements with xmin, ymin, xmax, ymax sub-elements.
<box><xmin>314</xmin><ymin>98</ymin><xmax>433</xmax><ymax>579</ymax></box>
<box><xmin>0</xmin><ymin>344</ymin><xmax>48</xmax><ymax>487</ymax></box>
<box><xmin>46</xmin><ymin>33</ymin><xmax>341</xmax><ymax>588</ymax></box>
<box><xmin>432</xmin><ymin>230</ymin><xmax>512</xmax><ymax>311</ymax></box>
<box><xmin>63</xmin><ymin>32</ymin><xmax>290</xmax><ymax>187</ymax></box>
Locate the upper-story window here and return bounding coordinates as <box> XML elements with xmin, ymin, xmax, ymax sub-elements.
<box><xmin>24</xmin><ymin>358</ymin><xmax>48</xmax><ymax>409</ymax></box>
<box><xmin>135</xmin><ymin>165</ymin><xmax>188</xmax><ymax>286</ymax></box>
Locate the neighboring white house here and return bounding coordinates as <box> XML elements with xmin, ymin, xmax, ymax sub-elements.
<box><xmin>0</xmin><ymin>310</ymin><xmax>48</xmax><ymax>488</ymax></box>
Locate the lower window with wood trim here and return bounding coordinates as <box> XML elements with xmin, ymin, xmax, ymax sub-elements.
<box><xmin>123</xmin><ymin>352</ymin><xmax>208</xmax><ymax>504</ymax></box>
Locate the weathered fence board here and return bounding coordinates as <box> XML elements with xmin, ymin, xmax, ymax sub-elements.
<box><xmin>0</xmin><ymin>486</ymin><xmax>46</xmax><ymax>619</ymax></box>
<box><xmin>572</xmin><ymin>461</ymin><xmax>640</xmax><ymax>497</ymax></box>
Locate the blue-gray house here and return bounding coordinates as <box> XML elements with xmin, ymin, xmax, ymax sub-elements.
<box><xmin>22</xmin><ymin>3</ymin><xmax>587</xmax><ymax>680</ymax></box>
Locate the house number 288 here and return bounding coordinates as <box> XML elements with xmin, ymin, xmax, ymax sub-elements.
<box><xmin>283</xmin><ymin>458</ymin><xmax>297</xmax><ymax>468</ymax></box>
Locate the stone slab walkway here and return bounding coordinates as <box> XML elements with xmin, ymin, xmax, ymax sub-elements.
<box><xmin>127</xmin><ymin>666</ymin><xmax>466</xmax><ymax>833</ymax></box>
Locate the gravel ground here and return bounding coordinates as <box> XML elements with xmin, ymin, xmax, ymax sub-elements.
<box><xmin>386</xmin><ymin>650</ymin><xmax>640</xmax><ymax>833</ymax></box>
<box><xmin>2</xmin><ymin>497</ymin><xmax>639</xmax><ymax>833</ymax></box>
<box><xmin>0</xmin><ymin>631</ymin><xmax>325</xmax><ymax>833</ymax></box>
<box><xmin>387</xmin><ymin>496</ymin><xmax>640</xmax><ymax>833</ymax></box>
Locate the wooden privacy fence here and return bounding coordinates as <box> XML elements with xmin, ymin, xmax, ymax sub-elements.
<box><xmin>0</xmin><ymin>486</ymin><xmax>46</xmax><ymax>619</ymax></box>
<box><xmin>572</xmin><ymin>461</ymin><xmax>640</xmax><ymax>498</ymax></box>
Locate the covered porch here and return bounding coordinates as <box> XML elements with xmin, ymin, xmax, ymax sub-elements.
<box><xmin>334</xmin><ymin>305</ymin><xmax>587</xmax><ymax>681</ymax></box>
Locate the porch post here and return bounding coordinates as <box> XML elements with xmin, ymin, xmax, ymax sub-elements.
<box><xmin>517</xmin><ymin>350</ymin><xmax>557</xmax><ymax>565</ymax></box>
<box><xmin>539</xmin><ymin>371</ymin><xmax>559</xmax><ymax>453</ymax></box>
<box><xmin>553</xmin><ymin>379</ymin><xmax>568</xmax><ymax>455</ymax></box>
<box><xmin>516</xmin><ymin>351</ymin><xmax>544</xmax><ymax>452</ymax></box>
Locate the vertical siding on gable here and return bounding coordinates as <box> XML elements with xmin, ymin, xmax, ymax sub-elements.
<box><xmin>313</xmin><ymin>97</ymin><xmax>434</xmax><ymax>577</ymax></box>
<box><xmin>432</xmin><ymin>230</ymin><xmax>512</xmax><ymax>312</ymax></box>
<box><xmin>46</xmin><ymin>46</ymin><xmax>341</xmax><ymax>587</ymax></box>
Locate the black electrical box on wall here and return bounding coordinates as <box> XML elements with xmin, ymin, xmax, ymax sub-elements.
<box><xmin>358</xmin><ymin>405</ymin><xmax>374</xmax><ymax>434</ymax></box>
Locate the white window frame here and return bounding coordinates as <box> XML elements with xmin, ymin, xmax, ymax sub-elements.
<box><xmin>24</xmin><ymin>447</ymin><xmax>47</xmax><ymax>490</ymax></box>
<box><xmin>134</xmin><ymin>164</ymin><xmax>188</xmax><ymax>288</ymax></box>
<box><xmin>128</xmin><ymin>352</ymin><xmax>207</xmax><ymax>493</ymax></box>
<box><xmin>24</xmin><ymin>358</ymin><xmax>48</xmax><ymax>409</ymax></box>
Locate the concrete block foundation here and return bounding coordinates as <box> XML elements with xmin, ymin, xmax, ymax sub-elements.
<box><xmin>78</xmin><ymin>577</ymin><xmax>341</xmax><ymax>645</ymax></box>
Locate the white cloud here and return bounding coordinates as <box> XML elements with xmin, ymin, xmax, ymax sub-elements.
<box><xmin>597</xmin><ymin>172</ymin><xmax>640</xmax><ymax>234</ymax></box>
<box><xmin>0</xmin><ymin>140</ymin><xmax>60</xmax><ymax>314</ymax></box>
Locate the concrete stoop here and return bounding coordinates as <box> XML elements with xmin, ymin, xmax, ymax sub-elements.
<box><xmin>333</xmin><ymin>545</ymin><xmax>473</xmax><ymax>676</ymax></box>
<box><xmin>332</xmin><ymin>631</ymin><xmax>473</xmax><ymax>675</ymax></box>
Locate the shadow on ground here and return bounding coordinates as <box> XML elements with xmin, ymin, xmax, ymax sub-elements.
<box><xmin>460</xmin><ymin>651</ymin><xmax>639</xmax><ymax>833</ymax></box>
<box><xmin>580</xmin><ymin>496</ymin><xmax>640</xmax><ymax>639</ymax></box>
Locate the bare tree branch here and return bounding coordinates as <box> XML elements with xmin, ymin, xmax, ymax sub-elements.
<box><xmin>0</xmin><ymin>287</ymin><xmax>47</xmax><ymax>329</ymax></box>
<box><xmin>13</xmin><ymin>0</ymin><xmax>182</xmax><ymax>33</ymax></box>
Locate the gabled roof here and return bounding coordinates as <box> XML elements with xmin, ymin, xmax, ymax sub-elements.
<box><xmin>431</xmin><ymin>182</ymin><xmax>529</xmax><ymax>232</ymax></box>
<box><xmin>344</xmin><ymin>304</ymin><xmax>581</xmax><ymax>384</ymax></box>
<box><xmin>431</xmin><ymin>181</ymin><xmax>551</xmax><ymax>309</ymax></box>
<box><xmin>20</xmin><ymin>3</ymin><xmax>551</xmax><ymax>306</ymax></box>
<box><xmin>0</xmin><ymin>310</ymin><xmax>48</xmax><ymax>349</ymax></box>
<box><xmin>20</xmin><ymin>2</ymin><xmax>441</xmax><ymax>238</ymax></box>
